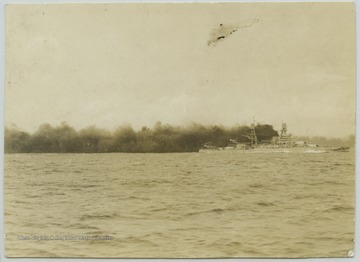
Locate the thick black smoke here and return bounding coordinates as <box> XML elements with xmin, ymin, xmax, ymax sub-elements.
<box><xmin>5</xmin><ymin>122</ymin><xmax>280</xmax><ymax>153</ymax></box>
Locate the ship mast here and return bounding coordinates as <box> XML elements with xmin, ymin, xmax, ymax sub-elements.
<box><xmin>280</xmin><ymin>123</ymin><xmax>287</xmax><ymax>138</ymax></box>
<box><xmin>278</xmin><ymin>123</ymin><xmax>292</xmax><ymax>147</ymax></box>
<box><xmin>250</xmin><ymin>119</ymin><xmax>258</xmax><ymax>147</ymax></box>
<box><xmin>241</xmin><ymin>119</ymin><xmax>258</xmax><ymax>147</ymax></box>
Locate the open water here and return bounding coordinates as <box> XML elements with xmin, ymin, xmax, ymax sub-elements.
<box><xmin>4</xmin><ymin>151</ymin><xmax>355</xmax><ymax>258</ymax></box>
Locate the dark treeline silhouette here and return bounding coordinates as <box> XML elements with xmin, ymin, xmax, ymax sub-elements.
<box><xmin>5</xmin><ymin>122</ymin><xmax>278</xmax><ymax>153</ymax></box>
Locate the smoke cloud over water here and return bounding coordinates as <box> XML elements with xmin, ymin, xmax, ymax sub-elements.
<box><xmin>4</xmin><ymin>122</ymin><xmax>354</xmax><ymax>154</ymax></box>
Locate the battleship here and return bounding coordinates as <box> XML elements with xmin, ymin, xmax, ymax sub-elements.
<box><xmin>199</xmin><ymin>123</ymin><xmax>350</xmax><ymax>153</ymax></box>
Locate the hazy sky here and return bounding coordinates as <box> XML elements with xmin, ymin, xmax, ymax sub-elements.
<box><xmin>5</xmin><ymin>3</ymin><xmax>356</xmax><ymax>137</ymax></box>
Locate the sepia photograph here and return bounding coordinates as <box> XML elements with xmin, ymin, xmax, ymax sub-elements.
<box><xmin>3</xmin><ymin>2</ymin><xmax>356</xmax><ymax>258</ymax></box>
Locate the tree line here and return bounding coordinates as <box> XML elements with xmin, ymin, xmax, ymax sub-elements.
<box><xmin>4</xmin><ymin>122</ymin><xmax>279</xmax><ymax>153</ymax></box>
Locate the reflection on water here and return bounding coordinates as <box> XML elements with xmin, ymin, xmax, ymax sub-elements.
<box><xmin>4</xmin><ymin>151</ymin><xmax>355</xmax><ymax>258</ymax></box>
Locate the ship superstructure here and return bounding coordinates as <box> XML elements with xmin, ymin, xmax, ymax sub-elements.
<box><xmin>270</xmin><ymin>123</ymin><xmax>294</xmax><ymax>148</ymax></box>
<box><xmin>199</xmin><ymin>122</ymin><xmax>350</xmax><ymax>153</ymax></box>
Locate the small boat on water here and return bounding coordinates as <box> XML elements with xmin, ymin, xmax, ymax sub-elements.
<box><xmin>199</xmin><ymin>142</ymin><xmax>222</xmax><ymax>152</ymax></box>
<box><xmin>328</xmin><ymin>147</ymin><xmax>350</xmax><ymax>152</ymax></box>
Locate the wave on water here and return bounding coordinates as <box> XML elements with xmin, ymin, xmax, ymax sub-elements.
<box><xmin>304</xmin><ymin>150</ymin><xmax>329</xmax><ymax>154</ymax></box>
<box><xmin>4</xmin><ymin>152</ymin><xmax>355</xmax><ymax>258</ymax></box>
<box><xmin>323</xmin><ymin>206</ymin><xmax>354</xmax><ymax>212</ymax></box>
<box><xmin>79</xmin><ymin>212</ymin><xmax>119</xmax><ymax>221</ymax></box>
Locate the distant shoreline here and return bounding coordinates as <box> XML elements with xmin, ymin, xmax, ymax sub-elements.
<box><xmin>4</xmin><ymin>122</ymin><xmax>354</xmax><ymax>154</ymax></box>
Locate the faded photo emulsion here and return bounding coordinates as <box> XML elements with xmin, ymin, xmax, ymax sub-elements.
<box><xmin>4</xmin><ymin>2</ymin><xmax>356</xmax><ymax>258</ymax></box>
